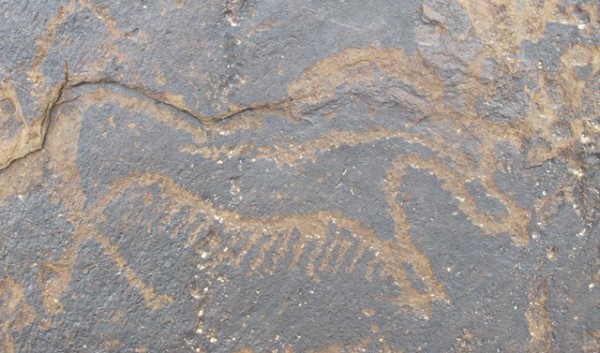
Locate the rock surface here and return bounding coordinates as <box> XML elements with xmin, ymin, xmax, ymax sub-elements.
<box><xmin>1</xmin><ymin>1</ymin><xmax>599</xmax><ymax>352</ymax></box>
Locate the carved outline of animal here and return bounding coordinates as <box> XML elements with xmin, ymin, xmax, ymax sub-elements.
<box><xmin>26</xmin><ymin>47</ymin><xmax>546</xmax><ymax>353</ymax></box>
<box><xmin>1</xmin><ymin>0</ymin><xmax>596</xmax><ymax>350</ymax></box>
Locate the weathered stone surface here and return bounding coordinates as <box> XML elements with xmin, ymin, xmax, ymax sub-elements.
<box><xmin>1</xmin><ymin>1</ymin><xmax>599</xmax><ymax>352</ymax></box>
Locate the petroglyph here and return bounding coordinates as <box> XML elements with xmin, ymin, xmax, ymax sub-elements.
<box><xmin>17</xmin><ymin>45</ymin><xmax>570</xmax><ymax>349</ymax></box>
<box><xmin>0</xmin><ymin>0</ymin><xmax>598</xmax><ymax>351</ymax></box>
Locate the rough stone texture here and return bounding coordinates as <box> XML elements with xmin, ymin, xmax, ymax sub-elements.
<box><xmin>1</xmin><ymin>1</ymin><xmax>599</xmax><ymax>352</ymax></box>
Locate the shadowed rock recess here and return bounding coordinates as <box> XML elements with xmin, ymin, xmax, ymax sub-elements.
<box><xmin>1</xmin><ymin>1</ymin><xmax>599</xmax><ymax>352</ymax></box>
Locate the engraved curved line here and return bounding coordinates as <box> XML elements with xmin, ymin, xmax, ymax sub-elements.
<box><xmin>386</xmin><ymin>153</ymin><xmax>529</xmax><ymax>244</ymax></box>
